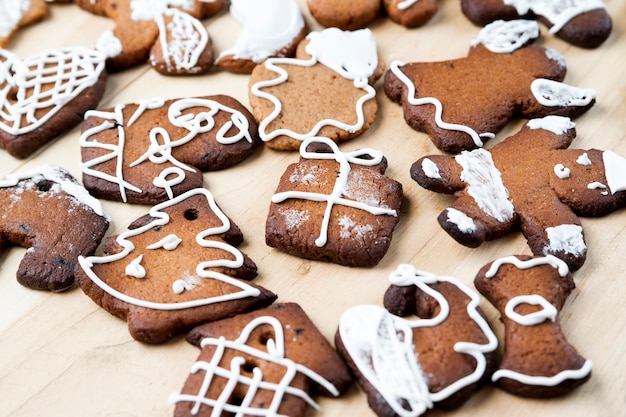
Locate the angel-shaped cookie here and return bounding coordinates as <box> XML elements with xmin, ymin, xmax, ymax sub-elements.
<box><xmin>336</xmin><ymin>264</ymin><xmax>498</xmax><ymax>417</ymax></box>
<box><xmin>384</xmin><ymin>19</ymin><xmax>596</xmax><ymax>153</ymax></box>
<box><xmin>249</xmin><ymin>28</ymin><xmax>384</xmax><ymax>151</ymax></box>
<box><xmin>411</xmin><ymin>115</ymin><xmax>626</xmax><ymax>271</ymax></box>
<box><xmin>76</xmin><ymin>187</ymin><xmax>276</xmax><ymax>343</ymax></box>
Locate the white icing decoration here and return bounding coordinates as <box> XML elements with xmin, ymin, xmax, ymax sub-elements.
<box><xmin>398</xmin><ymin>0</ymin><xmax>420</xmax><ymax>9</ymax></box>
<box><xmin>217</xmin><ymin>0</ymin><xmax>305</xmax><ymax>64</ymax></box>
<box><xmin>339</xmin><ymin>264</ymin><xmax>498</xmax><ymax>416</ymax></box>
<box><xmin>95</xmin><ymin>30</ymin><xmax>123</xmax><ymax>58</ymax></box>
<box><xmin>587</xmin><ymin>181</ymin><xmax>606</xmax><ymax>190</ymax></box>
<box><xmin>154</xmin><ymin>8</ymin><xmax>209</xmax><ymax>72</ymax></box>
<box><xmin>527</xmin><ymin>115</ymin><xmax>575</xmax><ymax>135</ymax></box>
<box><xmin>485</xmin><ymin>254</ymin><xmax>570</xmax><ymax>278</ymax></box>
<box><xmin>544</xmin><ymin>47</ymin><xmax>566</xmax><ymax>69</ymax></box>
<box><xmin>421</xmin><ymin>158</ymin><xmax>441</xmax><ymax>179</ymax></box>
<box><xmin>603</xmin><ymin>150</ymin><xmax>626</xmax><ymax>194</ymax></box>
<box><xmin>0</xmin><ymin>47</ymin><xmax>106</xmax><ymax>136</ymax></box>
<box><xmin>271</xmin><ymin>137</ymin><xmax>397</xmax><ymax>247</ymax></box>
<box><xmin>531</xmin><ymin>79</ymin><xmax>596</xmax><ymax>107</ymax></box>
<box><xmin>503</xmin><ymin>0</ymin><xmax>607</xmax><ymax>34</ymax></box>
<box><xmin>545</xmin><ymin>224</ymin><xmax>586</xmax><ymax>257</ymax></box>
<box><xmin>172</xmin><ymin>272</ymin><xmax>200</xmax><ymax>294</ymax></box>
<box><xmin>455</xmin><ymin>149</ymin><xmax>514</xmax><ymax>222</ymax></box>
<box><xmin>445</xmin><ymin>208</ymin><xmax>477</xmax><ymax>234</ymax></box>
<box><xmin>250</xmin><ymin>28</ymin><xmax>378</xmax><ymax>143</ymax></box>
<box><xmin>471</xmin><ymin>19</ymin><xmax>540</xmax><ymax>53</ymax></box>
<box><xmin>146</xmin><ymin>233</ymin><xmax>182</xmax><ymax>250</ymax></box>
<box><xmin>169</xmin><ymin>316</ymin><xmax>341</xmax><ymax>415</ymax></box>
<box><xmin>125</xmin><ymin>255</ymin><xmax>146</xmax><ymax>278</ymax></box>
<box><xmin>0</xmin><ymin>165</ymin><xmax>107</xmax><ymax>218</ymax></box>
<box><xmin>576</xmin><ymin>152</ymin><xmax>592</xmax><ymax>165</ymax></box>
<box><xmin>79</xmin><ymin>97</ymin><xmax>251</xmax><ymax>202</ymax></box>
<box><xmin>77</xmin><ymin>188</ymin><xmax>261</xmax><ymax>311</ymax></box>
<box><xmin>389</xmin><ymin>61</ymin><xmax>495</xmax><ymax>147</ymax></box>
<box><xmin>0</xmin><ymin>0</ymin><xmax>30</xmax><ymax>38</ymax></box>
<box><xmin>504</xmin><ymin>294</ymin><xmax>558</xmax><ymax>325</ymax></box>
<box><xmin>554</xmin><ymin>163</ymin><xmax>570</xmax><ymax>179</ymax></box>
<box><xmin>492</xmin><ymin>359</ymin><xmax>592</xmax><ymax>386</ymax></box>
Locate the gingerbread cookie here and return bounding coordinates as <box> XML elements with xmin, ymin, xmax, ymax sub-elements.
<box><xmin>249</xmin><ymin>27</ymin><xmax>384</xmax><ymax>151</ymax></box>
<box><xmin>384</xmin><ymin>19</ymin><xmax>596</xmax><ymax>153</ymax></box>
<box><xmin>0</xmin><ymin>165</ymin><xmax>109</xmax><ymax>292</ymax></box>
<box><xmin>461</xmin><ymin>0</ymin><xmax>612</xmax><ymax>48</ymax></box>
<box><xmin>76</xmin><ymin>187</ymin><xmax>276</xmax><ymax>343</ymax></box>
<box><xmin>266</xmin><ymin>137</ymin><xmax>402</xmax><ymax>267</ymax></box>
<box><xmin>0</xmin><ymin>0</ymin><xmax>47</xmax><ymax>48</ymax></box>
<box><xmin>215</xmin><ymin>0</ymin><xmax>308</xmax><ymax>74</ymax></box>
<box><xmin>76</xmin><ymin>0</ymin><xmax>225</xmax><ymax>74</ymax></box>
<box><xmin>474</xmin><ymin>255</ymin><xmax>592</xmax><ymax>397</ymax></box>
<box><xmin>0</xmin><ymin>46</ymin><xmax>107</xmax><ymax>159</ymax></box>
<box><xmin>336</xmin><ymin>264</ymin><xmax>498</xmax><ymax>417</ymax></box>
<box><xmin>80</xmin><ymin>94</ymin><xmax>260</xmax><ymax>204</ymax></box>
<box><xmin>172</xmin><ymin>303</ymin><xmax>352</xmax><ymax>417</ymax></box>
<box><xmin>411</xmin><ymin>115</ymin><xmax>626</xmax><ymax>271</ymax></box>
<box><xmin>307</xmin><ymin>0</ymin><xmax>438</xmax><ymax>30</ymax></box>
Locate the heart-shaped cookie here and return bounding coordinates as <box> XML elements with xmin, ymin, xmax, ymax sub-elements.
<box><xmin>0</xmin><ymin>46</ymin><xmax>107</xmax><ymax>158</ymax></box>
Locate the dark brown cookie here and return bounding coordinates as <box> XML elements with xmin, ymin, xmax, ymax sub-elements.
<box><xmin>266</xmin><ymin>137</ymin><xmax>402</xmax><ymax>267</ymax></box>
<box><xmin>384</xmin><ymin>19</ymin><xmax>595</xmax><ymax>152</ymax></box>
<box><xmin>80</xmin><ymin>94</ymin><xmax>260</xmax><ymax>204</ymax></box>
<box><xmin>172</xmin><ymin>303</ymin><xmax>352</xmax><ymax>417</ymax></box>
<box><xmin>76</xmin><ymin>187</ymin><xmax>276</xmax><ymax>343</ymax></box>
<box><xmin>0</xmin><ymin>165</ymin><xmax>109</xmax><ymax>292</ymax></box>
<box><xmin>474</xmin><ymin>255</ymin><xmax>592</xmax><ymax>397</ymax></box>
<box><xmin>410</xmin><ymin>115</ymin><xmax>626</xmax><ymax>271</ymax></box>
<box><xmin>0</xmin><ymin>46</ymin><xmax>107</xmax><ymax>159</ymax></box>
<box><xmin>336</xmin><ymin>264</ymin><xmax>498</xmax><ymax>417</ymax></box>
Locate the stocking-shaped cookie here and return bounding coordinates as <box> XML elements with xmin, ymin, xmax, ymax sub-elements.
<box><xmin>171</xmin><ymin>303</ymin><xmax>352</xmax><ymax>417</ymax></box>
<box><xmin>0</xmin><ymin>165</ymin><xmax>109</xmax><ymax>292</ymax></box>
<box><xmin>76</xmin><ymin>187</ymin><xmax>276</xmax><ymax>343</ymax></box>
<box><xmin>411</xmin><ymin>115</ymin><xmax>626</xmax><ymax>271</ymax></box>
<box><xmin>249</xmin><ymin>27</ymin><xmax>384</xmax><ymax>151</ymax></box>
<box><xmin>75</xmin><ymin>0</ymin><xmax>225</xmax><ymax>74</ymax></box>
<box><xmin>0</xmin><ymin>46</ymin><xmax>107</xmax><ymax>158</ymax></box>
<box><xmin>384</xmin><ymin>19</ymin><xmax>595</xmax><ymax>152</ymax></box>
<box><xmin>461</xmin><ymin>0</ymin><xmax>612</xmax><ymax>48</ymax></box>
<box><xmin>336</xmin><ymin>264</ymin><xmax>498</xmax><ymax>417</ymax></box>
<box><xmin>474</xmin><ymin>255</ymin><xmax>592</xmax><ymax>397</ymax></box>
<box><xmin>80</xmin><ymin>95</ymin><xmax>259</xmax><ymax>204</ymax></box>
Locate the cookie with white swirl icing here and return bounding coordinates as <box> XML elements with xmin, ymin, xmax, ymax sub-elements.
<box><xmin>384</xmin><ymin>19</ymin><xmax>596</xmax><ymax>153</ymax></box>
<box><xmin>76</xmin><ymin>187</ymin><xmax>276</xmax><ymax>344</ymax></box>
<box><xmin>461</xmin><ymin>0</ymin><xmax>612</xmax><ymax>48</ymax></box>
<box><xmin>474</xmin><ymin>254</ymin><xmax>592</xmax><ymax>397</ymax></box>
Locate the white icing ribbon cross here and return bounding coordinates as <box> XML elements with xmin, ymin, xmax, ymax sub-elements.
<box><xmin>272</xmin><ymin>137</ymin><xmax>398</xmax><ymax>247</ymax></box>
<box><xmin>169</xmin><ymin>316</ymin><xmax>340</xmax><ymax>416</ymax></box>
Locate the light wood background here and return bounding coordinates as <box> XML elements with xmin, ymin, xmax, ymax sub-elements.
<box><xmin>1</xmin><ymin>1</ymin><xmax>625</xmax><ymax>416</ymax></box>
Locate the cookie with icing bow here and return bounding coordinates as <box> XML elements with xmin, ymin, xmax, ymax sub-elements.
<box><xmin>249</xmin><ymin>27</ymin><xmax>384</xmax><ymax>151</ymax></box>
<box><xmin>336</xmin><ymin>264</ymin><xmax>498</xmax><ymax>417</ymax></box>
<box><xmin>411</xmin><ymin>115</ymin><xmax>626</xmax><ymax>271</ymax></box>
<box><xmin>384</xmin><ymin>19</ymin><xmax>596</xmax><ymax>153</ymax></box>
<box><xmin>76</xmin><ymin>187</ymin><xmax>276</xmax><ymax>344</ymax></box>
<box><xmin>461</xmin><ymin>0</ymin><xmax>612</xmax><ymax>48</ymax></box>
<box><xmin>172</xmin><ymin>303</ymin><xmax>352</xmax><ymax>417</ymax></box>
<box><xmin>80</xmin><ymin>94</ymin><xmax>260</xmax><ymax>204</ymax></box>
<box><xmin>0</xmin><ymin>165</ymin><xmax>109</xmax><ymax>292</ymax></box>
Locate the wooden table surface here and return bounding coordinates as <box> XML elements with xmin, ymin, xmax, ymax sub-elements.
<box><xmin>1</xmin><ymin>1</ymin><xmax>625</xmax><ymax>416</ymax></box>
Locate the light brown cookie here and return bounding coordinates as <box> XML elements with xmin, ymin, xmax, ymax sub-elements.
<box><xmin>249</xmin><ymin>27</ymin><xmax>384</xmax><ymax>151</ymax></box>
<box><xmin>0</xmin><ymin>165</ymin><xmax>109</xmax><ymax>292</ymax></box>
<box><xmin>76</xmin><ymin>187</ymin><xmax>276</xmax><ymax>343</ymax></box>
<box><xmin>0</xmin><ymin>0</ymin><xmax>48</xmax><ymax>48</ymax></box>
<box><xmin>172</xmin><ymin>303</ymin><xmax>352</xmax><ymax>417</ymax></box>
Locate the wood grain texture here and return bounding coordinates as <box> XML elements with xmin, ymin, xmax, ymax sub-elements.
<box><xmin>1</xmin><ymin>1</ymin><xmax>625</xmax><ymax>416</ymax></box>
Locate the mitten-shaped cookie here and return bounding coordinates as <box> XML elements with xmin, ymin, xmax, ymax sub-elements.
<box><xmin>336</xmin><ymin>264</ymin><xmax>498</xmax><ymax>417</ymax></box>
<box><xmin>172</xmin><ymin>303</ymin><xmax>352</xmax><ymax>417</ymax></box>
<box><xmin>384</xmin><ymin>19</ymin><xmax>595</xmax><ymax>152</ymax></box>
<box><xmin>75</xmin><ymin>0</ymin><xmax>225</xmax><ymax>73</ymax></box>
<box><xmin>77</xmin><ymin>188</ymin><xmax>276</xmax><ymax>343</ymax></box>
<box><xmin>411</xmin><ymin>115</ymin><xmax>626</xmax><ymax>271</ymax></box>
<box><xmin>461</xmin><ymin>0</ymin><xmax>612</xmax><ymax>48</ymax></box>
<box><xmin>80</xmin><ymin>95</ymin><xmax>260</xmax><ymax>204</ymax></box>
<box><xmin>0</xmin><ymin>165</ymin><xmax>109</xmax><ymax>292</ymax></box>
<box><xmin>474</xmin><ymin>255</ymin><xmax>592</xmax><ymax>397</ymax></box>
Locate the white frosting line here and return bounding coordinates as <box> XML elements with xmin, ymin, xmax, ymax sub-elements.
<box><xmin>503</xmin><ymin>0</ymin><xmax>607</xmax><ymax>34</ymax></box>
<box><xmin>125</xmin><ymin>255</ymin><xmax>146</xmax><ymax>278</ymax></box>
<box><xmin>545</xmin><ymin>224</ymin><xmax>586</xmax><ymax>257</ymax></box>
<box><xmin>527</xmin><ymin>115</ymin><xmax>575</xmax><ymax>135</ymax></box>
<box><xmin>485</xmin><ymin>255</ymin><xmax>570</xmax><ymax>278</ymax></box>
<box><xmin>420</xmin><ymin>158</ymin><xmax>441</xmax><ymax>179</ymax></box>
<box><xmin>445</xmin><ymin>208</ymin><xmax>477</xmax><ymax>234</ymax></box>
<box><xmin>531</xmin><ymin>79</ymin><xmax>596</xmax><ymax>107</ymax></box>
<box><xmin>471</xmin><ymin>19</ymin><xmax>540</xmax><ymax>53</ymax></box>
<box><xmin>553</xmin><ymin>163</ymin><xmax>570</xmax><ymax>179</ymax></box>
<box><xmin>154</xmin><ymin>8</ymin><xmax>209</xmax><ymax>72</ymax></box>
<box><xmin>492</xmin><ymin>359</ymin><xmax>592</xmax><ymax>386</ymax></box>
<box><xmin>146</xmin><ymin>233</ymin><xmax>182</xmax><ymax>250</ymax></box>
<box><xmin>504</xmin><ymin>294</ymin><xmax>558</xmax><ymax>325</ymax></box>
<box><xmin>603</xmin><ymin>150</ymin><xmax>626</xmax><ymax>195</ymax></box>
